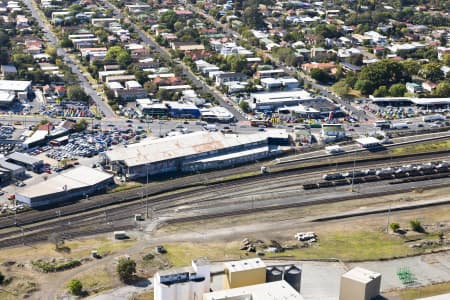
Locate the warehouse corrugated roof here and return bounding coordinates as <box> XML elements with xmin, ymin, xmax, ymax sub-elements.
<box><xmin>105</xmin><ymin>131</ymin><xmax>286</xmax><ymax>167</ymax></box>
<box><xmin>15</xmin><ymin>166</ymin><xmax>113</xmax><ymax>198</ymax></box>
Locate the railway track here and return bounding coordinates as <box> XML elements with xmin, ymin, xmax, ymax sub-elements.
<box><xmin>2</xmin><ymin>150</ymin><xmax>448</xmax><ymax>230</ymax></box>
<box><xmin>0</xmin><ymin>153</ymin><xmax>449</xmax><ymax>248</ymax></box>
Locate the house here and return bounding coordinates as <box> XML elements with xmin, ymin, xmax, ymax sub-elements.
<box><xmin>364</xmin><ymin>31</ymin><xmax>387</xmax><ymax>45</ymax></box>
<box><xmin>310</xmin><ymin>47</ymin><xmax>327</xmax><ymax>60</ymax></box>
<box><xmin>215</xmin><ymin>72</ymin><xmax>248</xmax><ymax>86</ymax></box>
<box><xmin>422</xmin><ymin>81</ymin><xmax>437</xmax><ymax>92</ymax></box>
<box><xmin>1</xmin><ymin>65</ymin><xmax>17</xmax><ymax>78</ymax></box>
<box><xmin>261</xmin><ymin>78</ymin><xmax>282</xmax><ymax>90</ymax></box>
<box><xmin>255</xmin><ymin>69</ymin><xmax>285</xmax><ymax>79</ymax></box>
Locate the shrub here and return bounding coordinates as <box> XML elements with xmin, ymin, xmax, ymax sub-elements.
<box><xmin>142</xmin><ymin>253</ymin><xmax>154</xmax><ymax>261</ymax></box>
<box><xmin>0</xmin><ymin>271</ymin><xmax>4</xmax><ymax>285</ymax></box>
<box><xmin>31</xmin><ymin>260</ymin><xmax>81</xmax><ymax>273</ymax></box>
<box><xmin>390</xmin><ymin>222</ymin><xmax>400</xmax><ymax>232</ymax></box>
<box><xmin>67</xmin><ymin>279</ymin><xmax>83</xmax><ymax>295</ymax></box>
<box><xmin>410</xmin><ymin>219</ymin><xmax>424</xmax><ymax>232</ymax></box>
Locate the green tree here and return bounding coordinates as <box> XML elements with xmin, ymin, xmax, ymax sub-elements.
<box><xmin>242</xmin><ymin>6</ymin><xmax>265</xmax><ymax>29</ymax></box>
<box><xmin>331</xmin><ymin>81</ymin><xmax>350</xmax><ymax>97</ymax></box>
<box><xmin>73</xmin><ymin>119</ymin><xmax>88</xmax><ymax>132</ymax></box>
<box><xmin>60</xmin><ymin>38</ymin><xmax>73</xmax><ymax>48</ymax></box>
<box><xmin>357</xmin><ymin>60</ymin><xmax>407</xmax><ymax>94</ymax></box>
<box><xmin>373</xmin><ymin>85</ymin><xmax>388</xmax><ymax>97</ymax></box>
<box><xmin>67</xmin><ymin>85</ymin><xmax>88</xmax><ymax>101</ymax></box>
<box><xmin>410</xmin><ymin>219</ymin><xmax>424</xmax><ymax>232</ymax></box>
<box><xmin>354</xmin><ymin>79</ymin><xmax>375</xmax><ymax>95</ymax></box>
<box><xmin>105</xmin><ymin>46</ymin><xmax>131</xmax><ymax>68</ymax></box>
<box><xmin>434</xmin><ymin>82</ymin><xmax>450</xmax><ymax>97</ymax></box>
<box><xmin>226</xmin><ymin>55</ymin><xmax>247</xmax><ymax>73</ymax></box>
<box><xmin>239</xmin><ymin>100</ymin><xmax>251</xmax><ymax>113</ymax></box>
<box><xmin>401</xmin><ymin>60</ymin><xmax>420</xmax><ymax>76</ymax></box>
<box><xmin>389</xmin><ymin>83</ymin><xmax>406</xmax><ymax>97</ymax></box>
<box><xmin>443</xmin><ymin>54</ymin><xmax>450</xmax><ymax>67</ymax></box>
<box><xmin>67</xmin><ymin>279</ymin><xmax>83</xmax><ymax>295</ymax></box>
<box><xmin>117</xmin><ymin>258</ymin><xmax>136</xmax><ymax>283</ymax></box>
<box><xmin>159</xmin><ymin>10</ymin><xmax>178</xmax><ymax>31</ymax></box>
<box><xmin>419</xmin><ymin>62</ymin><xmax>444</xmax><ymax>82</ymax></box>
<box><xmin>390</xmin><ymin>222</ymin><xmax>400</xmax><ymax>232</ymax></box>
<box><xmin>310</xmin><ymin>69</ymin><xmax>331</xmax><ymax>83</ymax></box>
<box><xmin>315</xmin><ymin>24</ymin><xmax>340</xmax><ymax>39</ymax></box>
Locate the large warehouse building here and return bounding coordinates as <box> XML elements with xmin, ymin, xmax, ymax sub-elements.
<box><xmin>103</xmin><ymin>131</ymin><xmax>290</xmax><ymax>179</ymax></box>
<box><xmin>15</xmin><ymin>166</ymin><xmax>114</xmax><ymax>207</ymax></box>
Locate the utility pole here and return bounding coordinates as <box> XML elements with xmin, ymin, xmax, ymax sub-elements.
<box><xmin>386</xmin><ymin>204</ymin><xmax>391</xmax><ymax>232</ymax></box>
<box><xmin>350</xmin><ymin>158</ymin><xmax>356</xmax><ymax>192</ymax></box>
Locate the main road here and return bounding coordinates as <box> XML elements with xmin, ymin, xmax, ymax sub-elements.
<box><xmin>102</xmin><ymin>1</ymin><xmax>245</xmax><ymax>122</ymax></box>
<box><xmin>23</xmin><ymin>0</ymin><xmax>116</xmax><ymax>118</ymax></box>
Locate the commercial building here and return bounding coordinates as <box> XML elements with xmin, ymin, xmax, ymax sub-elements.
<box><xmin>0</xmin><ymin>80</ymin><xmax>32</xmax><ymax>105</ymax></box>
<box><xmin>339</xmin><ymin>267</ymin><xmax>381</xmax><ymax>300</ymax></box>
<box><xmin>355</xmin><ymin>137</ymin><xmax>381</xmax><ymax>148</ymax></box>
<box><xmin>249</xmin><ymin>90</ymin><xmax>315</xmax><ymax>112</ymax></box>
<box><xmin>103</xmin><ymin>131</ymin><xmax>289</xmax><ymax>179</ymax></box>
<box><xmin>200</xmin><ymin>106</ymin><xmax>234</xmax><ymax>123</ymax></box>
<box><xmin>224</xmin><ymin>258</ymin><xmax>266</xmax><ymax>289</ymax></box>
<box><xmin>0</xmin><ymin>159</ymin><xmax>25</xmax><ymax>178</ymax></box>
<box><xmin>15</xmin><ymin>166</ymin><xmax>114</xmax><ymax>207</ymax></box>
<box><xmin>154</xmin><ymin>258</ymin><xmax>210</xmax><ymax>300</ymax></box>
<box><xmin>369</xmin><ymin>96</ymin><xmax>450</xmax><ymax>107</ymax></box>
<box><xmin>203</xmin><ymin>280</ymin><xmax>304</xmax><ymax>300</ymax></box>
<box><xmin>417</xmin><ymin>293</ymin><xmax>450</xmax><ymax>300</ymax></box>
<box><xmin>167</xmin><ymin>102</ymin><xmax>201</xmax><ymax>119</ymax></box>
<box><xmin>7</xmin><ymin>152</ymin><xmax>43</xmax><ymax>172</ymax></box>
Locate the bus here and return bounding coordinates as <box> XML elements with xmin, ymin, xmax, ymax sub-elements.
<box><xmin>250</xmin><ymin>119</ymin><xmax>272</xmax><ymax>127</ymax></box>
<box><xmin>374</xmin><ymin>120</ymin><xmax>391</xmax><ymax>129</ymax></box>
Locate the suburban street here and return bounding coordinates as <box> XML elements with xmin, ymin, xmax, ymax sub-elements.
<box><xmin>23</xmin><ymin>0</ymin><xmax>116</xmax><ymax>118</ymax></box>
<box><xmin>102</xmin><ymin>1</ymin><xmax>246</xmax><ymax>122</ymax></box>
<box><xmin>187</xmin><ymin>4</ymin><xmax>369</xmax><ymax>121</ymax></box>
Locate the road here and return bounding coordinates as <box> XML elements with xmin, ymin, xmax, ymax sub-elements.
<box><xmin>102</xmin><ymin>1</ymin><xmax>245</xmax><ymax>122</ymax></box>
<box><xmin>23</xmin><ymin>0</ymin><xmax>116</xmax><ymax>118</ymax></box>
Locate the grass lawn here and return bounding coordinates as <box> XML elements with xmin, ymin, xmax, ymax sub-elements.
<box><xmin>133</xmin><ymin>291</ymin><xmax>154</xmax><ymax>300</ymax></box>
<box><xmin>164</xmin><ymin>242</ymin><xmax>251</xmax><ymax>267</ymax></box>
<box><xmin>387</xmin><ymin>281</ymin><xmax>450</xmax><ymax>300</ymax></box>
<box><xmin>73</xmin><ymin>267</ymin><xmax>116</xmax><ymax>295</ymax></box>
<box><xmin>108</xmin><ymin>182</ymin><xmax>143</xmax><ymax>193</ymax></box>
<box><xmin>266</xmin><ymin>230</ymin><xmax>421</xmax><ymax>261</ymax></box>
<box><xmin>162</xmin><ymin>230</ymin><xmax>429</xmax><ymax>267</ymax></box>
<box><xmin>390</xmin><ymin>140</ymin><xmax>450</xmax><ymax>156</ymax></box>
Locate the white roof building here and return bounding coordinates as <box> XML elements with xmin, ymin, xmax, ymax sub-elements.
<box><xmin>203</xmin><ymin>280</ymin><xmax>304</xmax><ymax>300</ymax></box>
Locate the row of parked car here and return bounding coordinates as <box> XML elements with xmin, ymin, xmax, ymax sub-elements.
<box><xmin>0</xmin><ymin>125</ymin><xmax>14</xmax><ymax>139</ymax></box>
<box><xmin>323</xmin><ymin>161</ymin><xmax>449</xmax><ymax>180</ymax></box>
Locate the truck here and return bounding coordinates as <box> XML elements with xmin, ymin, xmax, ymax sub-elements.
<box><xmin>114</xmin><ymin>231</ymin><xmax>128</xmax><ymax>240</ymax></box>
<box><xmin>422</xmin><ymin>114</ymin><xmax>445</xmax><ymax>122</ymax></box>
<box><xmin>390</xmin><ymin>122</ymin><xmax>409</xmax><ymax>130</ymax></box>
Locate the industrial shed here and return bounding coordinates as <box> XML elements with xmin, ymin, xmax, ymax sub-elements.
<box><xmin>15</xmin><ymin>166</ymin><xmax>114</xmax><ymax>208</ymax></box>
<box><xmin>103</xmin><ymin>131</ymin><xmax>290</xmax><ymax>179</ymax></box>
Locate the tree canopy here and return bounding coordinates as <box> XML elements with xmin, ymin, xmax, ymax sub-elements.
<box><xmin>117</xmin><ymin>258</ymin><xmax>136</xmax><ymax>283</ymax></box>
